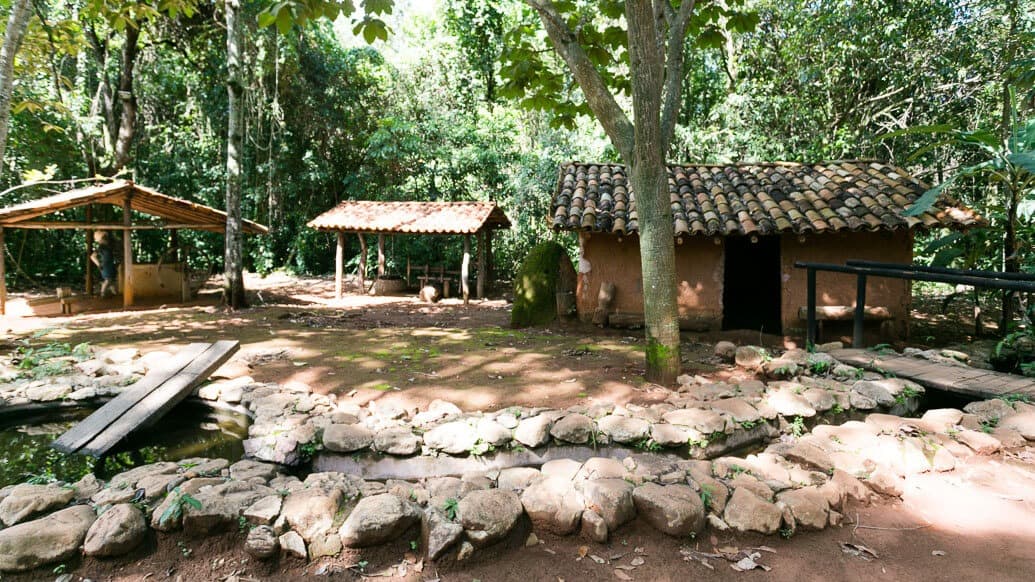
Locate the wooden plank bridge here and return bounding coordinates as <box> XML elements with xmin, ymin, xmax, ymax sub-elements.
<box><xmin>52</xmin><ymin>340</ymin><xmax>239</xmax><ymax>456</ymax></box>
<box><xmin>830</xmin><ymin>348</ymin><xmax>1035</xmax><ymax>400</ymax></box>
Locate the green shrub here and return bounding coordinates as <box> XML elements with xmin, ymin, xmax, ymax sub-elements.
<box><xmin>511</xmin><ymin>241</ymin><xmax>574</xmax><ymax>327</ymax></box>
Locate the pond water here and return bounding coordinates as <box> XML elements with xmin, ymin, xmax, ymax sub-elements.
<box><xmin>0</xmin><ymin>401</ymin><xmax>248</xmax><ymax>488</ymax></box>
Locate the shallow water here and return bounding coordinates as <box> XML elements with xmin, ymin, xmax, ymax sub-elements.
<box><xmin>0</xmin><ymin>401</ymin><xmax>248</xmax><ymax>488</ymax></box>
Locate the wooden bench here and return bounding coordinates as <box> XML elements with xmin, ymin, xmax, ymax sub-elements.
<box><xmin>797</xmin><ymin>305</ymin><xmax>892</xmax><ymax>341</ymax></box>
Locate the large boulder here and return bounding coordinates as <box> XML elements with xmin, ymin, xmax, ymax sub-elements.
<box><xmin>550</xmin><ymin>414</ymin><xmax>596</xmax><ymax>444</ymax></box>
<box><xmin>520</xmin><ymin>477</ymin><xmax>584</xmax><ymax>535</ymax></box>
<box><xmin>723</xmin><ymin>487</ymin><xmax>782</xmax><ymax>535</ymax></box>
<box><xmin>422</xmin><ymin>507</ymin><xmax>464</xmax><ymax>561</ymax></box>
<box><xmin>596</xmin><ymin>415</ymin><xmax>650</xmax><ymax>444</ymax></box>
<box><xmin>579</xmin><ymin>479</ymin><xmax>635</xmax><ymax>532</ymax></box>
<box><xmin>0</xmin><ymin>505</ymin><xmax>96</xmax><ymax>572</ymax></box>
<box><xmin>457</xmin><ymin>489</ymin><xmax>523</xmax><ymax>547</ymax></box>
<box><xmin>323</xmin><ymin>424</ymin><xmax>374</xmax><ymax>453</ymax></box>
<box><xmin>511</xmin><ymin>241</ymin><xmax>576</xmax><ymax>327</ymax></box>
<box><xmin>0</xmin><ymin>483</ymin><xmax>75</xmax><ymax>526</ymax></box>
<box><xmin>374</xmin><ymin>428</ymin><xmax>422</xmax><ymax>455</ymax></box>
<box><xmin>776</xmin><ymin>487</ymin><xmax>829</xmax><ymax>530</ymax></box>
<box><xmin>632</xmin><ymin>483</ymin><xmax>705</xmax><ymax>537</ymax></box>
<box><xmin>183</xmin><ymin>481</ymin><xmax>275</xmax><ymax>537</ymax></box>
<box><xmin>514</xmin><ymin>414</ymin><xmax>554</xmax><ymax>448</ymax></box>
<box><xmin>281</xmin><ymin>488</ymin><xmax>344</xmax><ymax>541</ymax></box>
<box><xmin>83</xmin><ymin>503</ymin><xmax>147</xmax><ymax>557</ymax></box>
<box><xmin>424</xmin><ymin>421</ymin><xmax>479</xmax><ymax>455</ymax></box>
<box><xmin>339</xmin><ymin>494</ymin><xmax>422</xmax><ymax>547</ymax></box>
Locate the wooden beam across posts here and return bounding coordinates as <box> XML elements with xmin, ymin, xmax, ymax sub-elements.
<box><xmin>0</xmin><ymin>227</ymin><xmax>6</xmax><ymax>316</ymax></box>
<box><xmin>477</xmin><ymin>230</ymin><xmax>486</xmax><ymax>299</ymax></box>
<box><xmin>85</xmin><ymin>206</ymin><xmax>94</xmax><ymax>296</ymax></box>
<box><xmin>123</xmin><ymin>197</ymin><xmax>134</xmax><ymax>307</ymax></box>
<box><xmin>358</xmin><ymin>233</ymin><xmax>367</xmax><ymax>291</ymax></box>
<box><xmin>0</xmin><ymin>221</ymin><xmax>226</xmax><ymax>230</ymax></box>
<box><xmin>462</xmin><ymin>235</ymin><xmax>471</xmax><ymax>305</ymax></box>
<box><xmin>377</xmin><ymin>233</ymin><xmax>386</xmax><ymax>278</ymax></box>
<box><xmin>335</xmin><ymin>231</ymin><xmax>344</xmax><ymax>299</ymax></box>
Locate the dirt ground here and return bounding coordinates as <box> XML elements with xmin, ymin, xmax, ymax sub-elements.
<box><xmin>2</xmin><ymin>273</ymin><xmax>1034</xmax><ymax>581</ymax></box>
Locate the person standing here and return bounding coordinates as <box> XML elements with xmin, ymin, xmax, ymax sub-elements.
<box><xmin>90</xmin><ymin>231</ymin><xmax>118</xmax><ymax>297</ymax></box>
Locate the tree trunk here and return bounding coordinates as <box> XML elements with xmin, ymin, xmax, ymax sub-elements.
<box><xmin>223</xmin><ymin>0</ymin><xmax>247</xmax><ymax>309</ymax></box>
<box><xmin>626</xmin><ymin>0</ymin><xmax>681</xmax><ymax>384</ymax></box>
<box><xmin>112</xmin><ymin>24</ymin><xmax>140</xmax><ymax>172</ymax></box>
<box><xmin>0</xmin><ymin>0</ymin><xmax>33</xmax><ymax>177</ymax></box>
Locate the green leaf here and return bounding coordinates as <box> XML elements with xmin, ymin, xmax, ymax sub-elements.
<box><xmin>902</xmin><ymin>179</ymin><xmax>952</xmax><ymax>217</ymax></box>
<box><xmin>1007</xmin><ymin>151</ymin><xmax>1035</xmax><ymax>174</ymax></box>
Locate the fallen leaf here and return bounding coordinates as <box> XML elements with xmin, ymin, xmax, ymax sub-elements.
<box><xmin>840</xmin><ymin>542</ymin><xmax>879</xmax><ymax>560</ymax></box>
<box><xmin>544</xmin><ymin>548</ymin><xmax>556</xmax><ymax>555</ymax></box>
<box><xmin>615</xmin><ymin>565</ymin><xmax>636</xmax><ymax>571</ymax></box>
<box><xmin>932</xmin><ymin>550</ymin><xmax>946</xmax><ymax>557</ymax></box>
<box><xmin>753</xmin><ymin>546</ymin><xmax>777</xmax><ymax>554</ymax></box>
<box><xmin>630</xmin><ymin>557</ymin><xmax>644</xmax><ymax>567</ymax></box>
<box><xmin>730</xmin><ymin>553</ymin><xmax>770</xmax><ymax>572</ymax></box>
<box><xmin>526</xmin><ymin>533</ymin><xmax>539</xmax><ymax>547</ymax></box>
<box><xmin>577</xmin><ymin>546</ymin><xmax>589</xmax><ymax>560</ymax></box>
<box><xmin>614</xmin><ymin>570</ymin><xmax>633</xmax><ymax>581</ymax></box>
<box><xmin>634</xmin><ymin>546</ymin><xmax>645</xmax><ymax>554</ymax></box>
<box><xmin>590</xmin><ymin>554</ymin><xmax>606</xmax><ymax>564</ymax></box>
<box><xmin>609</xmin><ymin>553</ymin><xmax>627</xmax><ymax>561</ymax></box>
<box><xmin>716</xmin><ymin>545</ymin><xmax>740</xmax><ymax>556</ymax></box>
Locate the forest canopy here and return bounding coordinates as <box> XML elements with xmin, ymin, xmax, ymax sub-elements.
<box><xmin>0</xmin><ymin>0</ymin><xmax>1031</xmax><ymax>295</ymax></box>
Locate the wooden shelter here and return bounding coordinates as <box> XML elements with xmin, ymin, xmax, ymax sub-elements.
<box><xmin>307</xmin><ymin>200</ymin><xmax>511</xmax><ymax>303</ymax></box>
<box><xmin>0</xmin><ymin>180</ymin><xmax>268</xmax><ymax>315</ymax></box>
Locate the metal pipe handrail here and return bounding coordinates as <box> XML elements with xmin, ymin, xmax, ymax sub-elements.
<box><xmin>845</xmin><ymin>260</ymin><xmax>1035</xmax><ymax>282</ymax></box>
<box><xmin>794</xmin><ymin>261</ymin><xmax>1035</xmax><ymax>348</ymax></box>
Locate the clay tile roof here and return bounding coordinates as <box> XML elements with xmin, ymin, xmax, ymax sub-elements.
<box><xmin>307</xmin><ymin>200</ymin><xmax>511</xmax><ymax>235</ymax></box>
<box><xmin>550</xmin><ymin>161</ymin><xmax>982</xmax><ymax>237</ymax></box>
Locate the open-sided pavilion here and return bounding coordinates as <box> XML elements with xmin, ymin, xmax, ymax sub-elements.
<box><xmin>0</xmin><ymin>180</ymin><xmax>268</xmax><ymax>315</ymax></box>
<box><xmin>307</xmin><ymin>200</ymin><xmax>511</xmax><ymax>302</ymax></box>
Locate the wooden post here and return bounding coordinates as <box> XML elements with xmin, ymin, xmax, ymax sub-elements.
<box><xmin>485</xmin><ymin>229</ymin><xmax>494</xmax><ymax>282</ymax></box>
<box><xmin>406</xmin><ymin>256</ymin><xmax>411</xmax><ymax>287</ymax></box>
<box><xmin>853</xmin><ymin>274</ymin><xmax>867</xmax><ymax>348</ymax></box>
<box><xmin>377</xmin><ymin>233</ymin><xmax>385</xmax><ymax>278</ymax></box>
<box><xmin>85</xmin><ymin>206</ymin><xmax>94</xmax><ymax>296</ymax></box>
<box><xmin>462</xmin><ymin>235</ymin><xmax>471</xmax><ymax>305</ymax></box>
<box><xmin>123</xmin><ymin>197</ymin><xmax>133</xmax><ymax>307</ymax></box>
<box><xmin>806</xmin><ymin>267</ymin><xmax>817</xmax><ymax>347</ymax></box>
<box><xmin>0</xmin><ymin>227</ymin><xmax>6</xmax><ymax>316</ymax></box>
<box><xmin>357</xmin><ymin>233</ymin><xmax>367</xmax><ymax>291</ymax></box>
<box><xmin>477</xmin><ymin>230</ymin><xmax>486</xmax><ymax>299</ymax></box>
<box><xmin>335</xmin><ymin>231</ymin><xmax>344</xmax><ymax>300</ymax></box>
<box><xmin>170</xmin><ymin>229</ymin><xmax>180</xmax><ymax>262</ymax></box>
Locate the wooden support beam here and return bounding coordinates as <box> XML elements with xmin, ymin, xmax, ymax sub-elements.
<box><xmin>806</xmin><ymin>267</ymin><xmax>816</xmax><ymax>347</ymax></box>
<box><xmin>477</xmin><ymin>230</ymin><xmax>486</xmax><ymax>299</ymax></box>
<box><xmin>462</xmin><ymin>235</ymin><xmax>471</xmax><ymax>305</ymax></box>
<box><xmin>85</xmin><ymin>206</ymin><xmax>94</xmax><ymax>296</ymax></box>
<box><xmin>123</xmin><ymin>198</ymin><xmax>134</xmax><ymax>307</ymax></box>
<box><xmin>485</xmin><ymin>229</ymin><xmax>494</xmax><ymax>282</ymax></box>
<box><xmin>0</xmin><ymin>221</ymin><xmax>226</xmax><ymax>230</ymax></box>
<box><xmin>358</xmin><ymin>233</ymin><xmax>367</xmax><ymax>291</ymax></box>
<box><xmin>377</xmin><ymin>233</ymin><xmax>386</xmax><ymax>278</ymax></box>
<box><xmin>853</xmin><ymin>274</ymin><xmax>867</xmax><ymax>348</ymax></box>
<box><xmin>0</xmin><ymin>227</ymin><xmax>6</xmax><ymax>316</ymax></box>
<box><xmin>335</xmin><ymin>231</ymin><xmax>344</xmax><ymax>299</ymax></box>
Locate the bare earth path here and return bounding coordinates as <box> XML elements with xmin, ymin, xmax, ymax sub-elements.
<box><xmin>2</xmin><ymin>272</ymin><xmax>1034</xmax><ymax>581</ymax></box>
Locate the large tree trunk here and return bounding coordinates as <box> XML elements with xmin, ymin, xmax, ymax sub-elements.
<box><xmin>112</xmin><ymin>24</ymin><xmax>140</xmax><ymax>172</ymax></box>
<box><xmin>223</xmin><ymin>0</ymin><xmax>247</xmax><ymax>308</ymax></box>
<box><xmin>0</xmin><ymin>0</ymin><xmax>33</xmax><ymax>177</ymax></box>
<box><xmin>626</xmin><ymin>0</ymin><xmax>681</xmax><ymax>384</ymax></box>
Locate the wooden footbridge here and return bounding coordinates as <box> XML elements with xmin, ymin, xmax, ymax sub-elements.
<box><xmin>830</xmin><ymin>348</ymin><xmax>1035</xmax><ymax>400</ymax></box>
<box><xmin>52</xmin><ymin>340</ymin><xmax>239</xmax><ymax>456</ymax></box>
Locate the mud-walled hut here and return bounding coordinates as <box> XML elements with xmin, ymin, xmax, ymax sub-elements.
<box><xmin>549</xmin><ymin>161</ymin><xmax>981</xmax><ymax>340</ymax></box>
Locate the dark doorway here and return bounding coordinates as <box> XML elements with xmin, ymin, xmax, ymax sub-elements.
<box><xmin>722</xmin><ymin>236</ymin><xmax>782</xmax><ymax>333</ymax></box>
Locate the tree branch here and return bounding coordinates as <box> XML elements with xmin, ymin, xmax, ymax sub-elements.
<box><xmin>661</xmin><ymin>0</ymin><xmax>696</xmax><ymax>154</ymax></box>
<box><xmin>524</xmin><ymin>0</ymin><xmax>634</xmax><ymax>159</ymax></box>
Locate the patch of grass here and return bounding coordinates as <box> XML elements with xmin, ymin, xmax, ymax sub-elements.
<box><xmin>442</xmin><ymin>497</ymin><xmax>459</xmax><ymax>521</ymax></box>
<box><xmin>469</xmin><ymin>439</ymin><xmax>494</xmax><ymax>456</ymax></box>
<box><xmin>831</xmin><ymin>403</ymin><xmax>845</xmax><ymax>415</ymax></box>
<box><xmin>370</xmin><ymin>382</ymin><xmax>393</xmax><ymax>391</ymax></box>
<box><xmin>634</xmin><ymin>438</ymin><xmax>662</xmax><ymax>453</ymax></box>
<box><xmin>738</xmin><ymin>419</ymin><xmax>759</xmax><ymax>430</ymax></box>
<box><xmin>699</xmin><ymin>484</ymin><xmax>714</xmax><ymax>510</ymax></box>
<box><xmin>999</xmin><ymin>393</ymin><xmax>1031</xmax><ymax>405</ymax></box>
<box><xmin>980</xmin><ymin>417</ymin><xmax>999</xmax><ymax>434</ymax></box>
<box><xmin>159</xmin><ymin>488</ymin><xmax>203</xmax><ymax>527</ymax></box>
<box><xmin>789</xmin><ymin>415</ymin><xmax>806</xmax><ymax>438</ymax></box>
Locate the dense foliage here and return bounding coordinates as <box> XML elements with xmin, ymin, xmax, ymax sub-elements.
<box><xmin>0</xmin><ymin>0</ymin><xmax>1032</xmax><ymax>330</ymax></box>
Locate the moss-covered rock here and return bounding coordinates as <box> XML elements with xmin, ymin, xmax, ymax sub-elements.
<box><xmin>511</xmin><ymin>241</ymin><xmax>576</xmax><ymax>327</ymax></box>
